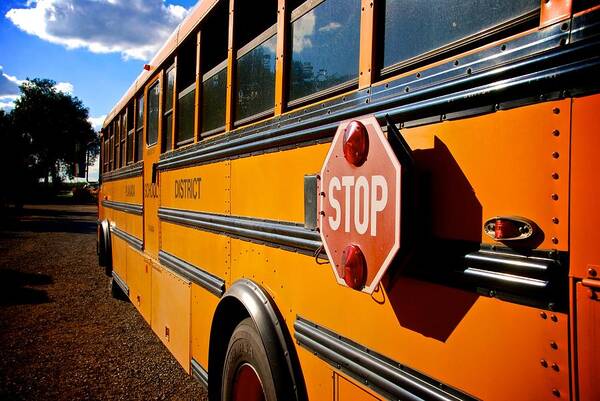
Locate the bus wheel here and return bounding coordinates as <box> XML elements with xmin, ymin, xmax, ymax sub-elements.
<box><xmin>222</xmin><ymin>318</ymin><xmax>276</xmax><ymax>401</ymax></box>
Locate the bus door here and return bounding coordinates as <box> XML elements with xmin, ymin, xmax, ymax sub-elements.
<box><xmin>142</xmin><ymin>74</ymin><xmax>163</xmax><ymax>258</ymax></box>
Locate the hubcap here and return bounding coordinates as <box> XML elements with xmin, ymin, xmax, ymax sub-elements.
<box><xmin>232</xmin><ymin>363</ymin><xmax>265</xmax><ymax>401</ymax></box>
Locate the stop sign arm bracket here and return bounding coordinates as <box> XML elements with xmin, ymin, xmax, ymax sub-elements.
<box><xmin>384</xmin><ymin>115</ymin><xmax>414</xmax><ymax>170</ymax></box>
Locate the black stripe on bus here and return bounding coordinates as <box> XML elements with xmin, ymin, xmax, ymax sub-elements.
<box><xmin>102</xmin><ymin>200</ymin><xmax>143</xmax><ymax>215</ymax></box>
<box><xmin>191</xmin><ymin>358</ymin><xmax>209</xmax><ymax>388</ymax></box>
<box><xmin>110</xmin><ymin>226</ymin><xmax>143</xmax><ymax>251</ymax></box>
<box><xmin>157</xmin><ymin>11</ymin><xmax>600</xmax><ymax>171</ymax></box>
<box><xmin>102</xmin><ymin>161</ymin><xmax>143</xmax><ymax>182</ymax></box>
<box><xmin>158</xmin><ymin>250</ymin><xmax>225</xmax><ymax>297</ymax></box>
<box><xmin>294</xmin><ymin>317</ymin><xmax>478</xmax><ymax>401</ymax></box>
<box><xmin>112</xmin><ymin>270</ymin><xmax>129</xmax><ymax>296</ymax></box>
<box><xmin>157</xmin><ymin>207</ymin><xmax>321</xmax><ymax>255</ymax></box>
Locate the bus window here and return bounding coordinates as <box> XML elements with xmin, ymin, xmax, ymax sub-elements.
<box><xmin>200</xmin><ymin>0</ymin><xmax>228</xmax><ymax>136</ymax></box>
<box><xmin>381</xmin><ymin>0</ymin><xmax>539</xmax><ymax>74</ymax></box>
<box><xmin>288</xmin><ymin>0</ymin><xmax>360</xmax><ymax>105</ymax></box>
<box><xmin>147</xmin><ymin>81</ymin><xmax>160</xmax><ymax>147</ymax></box>
<box><xmin>126</xmin><ymin>102</ymin><xmax>134</xmax><ymax>164</ymax></box>
<box><xmin>177</xmin><ymin>35</ymin><xmax>197</xmax><ymax>147</ymax></box>
<box><xmin>120</xmin><ymin>112</ymin><xmax>126</xmax><ymax>168</ymax></box>
<box><xmin>109</xmin><ymin>123</ymin><xmax>114</xmax><ymax>171</ymax></box>
<box><xmin>163</xmin><ymin>64</ymin><xmax>176</xmax><ymax>151</ymax></box>
<box><xmin>135</xmin><ymin>95</ymin><xmax>144</xmax><ymax>161</ymax></box>
<box><xmin>234</xmin><ymin>0</ymin><xmax>277</xmax><ymax>124</ymax></box>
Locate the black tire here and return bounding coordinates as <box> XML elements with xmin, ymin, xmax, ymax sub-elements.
<box><xmin>221</xmin><ymin>318</ymin><xmax>277</xmax><ymax>401</ymax></box>
<box><xmin>110</xmin><ymin>277</ymin><xmax>128</xmax><ymax>301</ymax></box>
<box><xmin>98</xmin><ymin>220</ymin><xmax>112</xmax><ymax>277</ymax></box>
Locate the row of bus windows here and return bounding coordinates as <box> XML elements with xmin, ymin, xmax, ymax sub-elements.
<box><xmin>102</xmin><ymin>0</ymin><xmax>538</xmax><ymax>173</ymax></box>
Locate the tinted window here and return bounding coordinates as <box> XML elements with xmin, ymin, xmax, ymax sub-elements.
<box><xmin>201</xmin><ymin>66</ymin><xmax>227</xmax><ymax>134</ymax></box>
<box><xmin>289</xmin><ymin>0</ymin><xmax>360</xmax><ymax>103</ymax></box>
<box><xmin>382</xmin><ymin>0</ymin><xmax>539</xmax><ymax>69</ymax></box>
<box><xmin>136</xmin><ymin>95</ymin><xmax>144</xmax><ymax>160</ymax></box>
<box><xmin>147</xmin><ymin>81</ymin><xmax>160</xmax><ymax>146</ymax></box>
<box><xmin>236</xmin><ymin>34</ymin><xmax>277</xmax><ymax>122</ymax></box>
<box><xmin>177</xmin><ymin>85</ymin><xmax>195</xmax><ymax>144</ymax></box>
<box><xmin>164</xmin><ymin>67</ymin><xmax>176</xmax><ymax>151</ymax></box>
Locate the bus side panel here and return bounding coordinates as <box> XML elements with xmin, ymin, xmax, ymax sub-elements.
<box><xmin>150</xmin><ymin>262</ymin><xmax>191</xmax><ymax>372</ymax></box>
<box><xmin>402</xmin><ymin>99</ymin><xmax>570</xmax><ymax>250</ymax></box>
<box><xmin>230</xmin><ymin>144</ymin><xmax>329</xmax><ymax>223</ymax></box>
<box><xmin>230</xmin><ymin>239</ymin><xmax>569</xmax><ymax>401</ymax></box>
<box><xmin>160</xmin><ymin>223</ymin><xmax>231</xmax><ymax>286</ymax></box>
<box><xmin>160</xmin><ymin>161</ymin><xmax>231</xmax><ymax>215</ymax></box>
<box><xmin>103</xmin><ymin>176</ymin><xmax>143</xmax><ymax>205</ymax></box>
<box><xmin>111</xmin><ymin>234</ymin><xmax>127</xmax><ymax>282</ymax></box>
<box><xmin>571</xmin><ymin>93</ymin><xmax>600</xmax><ymax>401</ymax></box>
<box><xmin>127</xmin><ymin>249</ymin><xmax>151</xmax><ymax>323</ymax></box>
<box><xmin>335</xmin><ymin>373</ymin><xmax>381</xmax><ymax>401</ymax></box>
<box><xmin>191</xmin><ymin>284</ymin><xmax>220</xmax><ymax>369</ymax></box>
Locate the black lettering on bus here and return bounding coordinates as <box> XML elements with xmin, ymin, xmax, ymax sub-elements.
<box><xmin>174</xmin><ymin>177</ymin><xmax>202</xmax><ymax>200</ymax></box>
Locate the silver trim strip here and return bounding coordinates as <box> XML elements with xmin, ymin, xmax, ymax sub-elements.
<box><xmin>294</xmin><ymin>317</ymin><xmax>477</xmax><ymax>401</ymax></box>
<box><xmin>236</xmin><ymin>25</ymin><xmax>277</xmax><ymax>59</ymax></box>
<box><xmin>158</xmin><ymin>250</ymin><xmax>225</xmax><ymax>297</ymax></box>
<box><xmin>111</xmin><ymin>226</ymin><xmax>143</xmax><ymax>251</ymax></box>
<box><xmin>112</xmin><ymin>270</ymin><xmax>129</xmax><ymax>296</ymax></box>
<box><xmin>102</xmin><ymin>200</ymin><xmax>143</xmax><ymax>215</ymax></box>
<box><xmin>202</xmin><ymin>60</ymin><xmax>228</xmax><ymax>83</ymax></box>
<box><xmin>158</xmin><ymin>207</ymin><xmax>322</xmax><ymax>254</ymax></box>
<box><xmin>191</xmin><ymin>358</ymin><xmax>208</xmax><ymax>387</ymax></box>
<box><xmin>463</xmin><ymin>267</ymin><xmax>548</xmax><ymax>288</ymax></box>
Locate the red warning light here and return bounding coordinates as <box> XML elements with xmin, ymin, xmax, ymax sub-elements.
<box><xmin>338</xmin><ymin>244</ymin><xmax>367</xmax><ymax>290</ymax></box>
<box><xmin>343</xmin><ymin>121</ymin><xmax>369</xmax><ymax>167</ymax></box>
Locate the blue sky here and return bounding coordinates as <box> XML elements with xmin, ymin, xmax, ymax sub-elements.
<box><xmin>0</xmin><ymin>0</ymin><xmax>198</xmax><ymax>179</ymax></box>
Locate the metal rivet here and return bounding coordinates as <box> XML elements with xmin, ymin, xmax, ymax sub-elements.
<box><xmin>552</xmin><ymin>217</ymin><xmax>559</xmax><ymax>224</ymax></box>
<box><xmin>540</xmin><ymin>311</ymin><xmax>547</xmax><ymax>319</ymax></box>
<box><xmin>552</xmin><ymin>389</ymin><xmax>560</xmax><ymax>397</ymax></box>
<box><xmin>550</xmin><ymin>341</ymin><xmax>558</xmax><ymax>350</ymax></box>
<box><xmin>552</xmin><ymin>237</ymin><xmax>559</xmax><ymax>245</ymax></box>
<box><xmin>553</xmin><ymin>129</ymin><xmax>560</xmax><ymax>136</ymax></box>
<box><xmin>466</xmin><ymin>68</ymin><xmax>472</xmax><ymax>75</ymax></box>
<box><xmin>589</xmin><ymin>267</ymin><xmax>597</xmax><ymax>277</ymax></box>
<box><xmin>552</xmin><ymin>193</ymin><xmax>559</xmax><ymax>201</ymax></box>
<box><xmin>552</xmin><ymin>172</ymin><xmax>559</xmax><ymax>180</ymax></box>
<box><xmin>541</xmin><ymin>359</ymin><xmax>548</xmax><ymax>368</ymax></box>
<box><xmin>551</xmin><ymin>314</ymin><xmax>558</xmax><ymax>322</ymax></box>
<box><xmin>553</xmin><ymin>107</ymin><xmax>560</xmax><ymax>114</ymax></box>
<box><xmin>552</xmin><ymin>152</ymin><xmax>560</xmax><ymax>159</ymax></box>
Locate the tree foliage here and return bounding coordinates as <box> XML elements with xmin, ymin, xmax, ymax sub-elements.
<box><xmin>0</xmin><ymin>79</ymin><xmax>99</xmax><ymax>205</ymax></box>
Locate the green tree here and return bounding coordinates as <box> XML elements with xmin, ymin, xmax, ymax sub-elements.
<box><xmin>11</xmin><ymin>78</ymin><xmax>99</xmax><ymax>184</ymax></box>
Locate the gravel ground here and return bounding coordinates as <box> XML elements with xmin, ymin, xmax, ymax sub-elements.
<box><xmin>0</xmin><ymin>204</ymin><xmax>207</xmax><ymax>401</ymax></box>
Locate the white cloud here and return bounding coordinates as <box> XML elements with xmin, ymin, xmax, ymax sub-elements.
<box><xmin>0</xmin><ymin>65</ymin><xmax>22</xmax><ymax>97</ymax></box>
<box><xmin>54</xmin><ymin>81</ymin><xmax>74</xmax><ymax>94</ymax></box>
<box><xmin>293</xmin><ymin>10</ymin><xmax>316</xmax><ymax>53</ymax></box>
<box><xmin>318</xmin><ymin>22</ymin><xmax>341</xmax><ymax>33</ymax></box>
<box><xmin>0</xmin><ymin>95</ymin><xmax>19</xmax><ymax>111</ymax></box>
<box><xmin>5</xmin><ymin>0</ymin><xmax>189</xmax><ymax>61</ymax></box>
<box><xmin>88</xmin><ymin>115</ymin><xmax>106</xmax><ymax>131</ymax></box>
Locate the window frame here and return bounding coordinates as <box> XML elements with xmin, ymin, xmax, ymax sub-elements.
<box><xmin>135</xmin><ymin>94</ymin><xmax>144</xmax><ymax>161</ymax></box>
<box><xmin>286</xmin><ymin>0</ymin><xmax>360</xmax><ymax>109</ymax></box>
<box><xmin>145</xmin><ymin>76</ymin><xmax>161</xmax><ymax>148</ymax></box>
<box><xmin>233</xmin><ymin>23</ymin><xmax>278</xmax><ymax>127</ymax></box>
<box><xmin>378</xmin><ymin>1</ymin><xmax>540</xmax><ymax>78</ymax></box>
<box><xmin>176</xmin><ymin>82</ymin><xmax>196</xmax><ymax>147</ymax></box>
<box><xmin>163</xmin><ymin>63</ymin><xmax>177</xmax><ymax>152</ymax></box>
<box><xmin>200</xmin><ymin>58</ymin><xmax>228</xmax><ymax>138</ymax></box>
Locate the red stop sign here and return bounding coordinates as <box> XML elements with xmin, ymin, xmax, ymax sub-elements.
<box><xmin>319</xmin><ymin>116</ymin><xmax>402</xmax><ymax>294</ymax></box>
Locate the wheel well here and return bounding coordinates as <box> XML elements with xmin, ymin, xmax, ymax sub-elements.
<box><xmin>208</xmin><ymin>279</ymin><xmax>307</xmax><ymax>401</ymax></box>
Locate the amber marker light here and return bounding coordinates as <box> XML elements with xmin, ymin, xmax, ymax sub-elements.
<box><xmin>339</xmin><ymin>244</ymin><xmax>367</xmax><ymax>290</ymax></box>
<box><xmin>343</xmin><ymin>120</ymin><xmax>369</xmax><ymax>167</ymax></box>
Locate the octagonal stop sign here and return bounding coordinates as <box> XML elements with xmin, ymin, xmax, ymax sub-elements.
<box><xmin>319</xmin><ymin>116</ymin><xmax>402</xmax><ymax>294</ymax></box>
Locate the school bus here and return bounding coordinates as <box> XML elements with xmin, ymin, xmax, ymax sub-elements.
<box><xmin>97</xmin><ymin>1</ymin><xmax>600</xmax><ymax>400</ymax></box>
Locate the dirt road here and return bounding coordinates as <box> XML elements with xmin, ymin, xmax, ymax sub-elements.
<box><xmin>0</xmin><ymin>204</ymin><xmax>207</xmax><ymax>401</ymax></box>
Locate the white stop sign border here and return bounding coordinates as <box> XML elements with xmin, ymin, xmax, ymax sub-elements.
<box><xmin>318</xmin><ymin>115</ymin><xmax>402</xmax><ymax>294</ymax></box>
